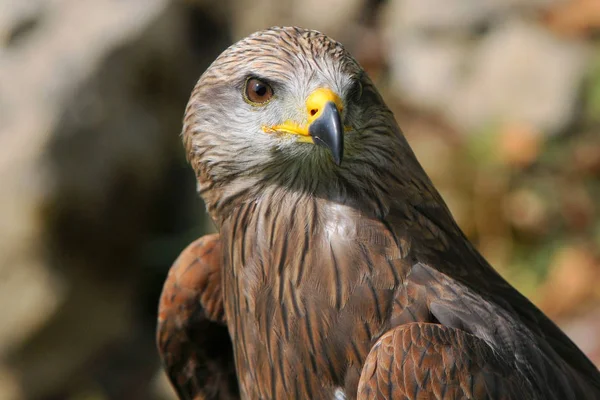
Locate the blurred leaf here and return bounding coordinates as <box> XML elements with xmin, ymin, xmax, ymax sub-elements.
<box><xmin>544</xmin><ymin>0</ymin><xmax>600</xmax><ymax>37</ymax></box>
<box><xmin>465</xmin><ymin>123</ymin><xmax>502</xmax><ymax>167</ymax></box>
<box><xmin>538</xmin><ymin>244</ymin><xmax>600</xmax><ymax>318</ymax></box>
<box><xmin>497</xmin><ymin>123</ymin><xmax>543</xmax><ymax>168</ymax></box>
<box><xmin>585</xmin><ymin>50</ymin><xmax>600</xmax><ymax>122</ymax></box>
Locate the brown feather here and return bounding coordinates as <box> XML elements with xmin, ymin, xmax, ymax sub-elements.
<box><xmin>157</xmin><ymin>234</ymin><xmax>239</xmax><ymax>400</ymax></box>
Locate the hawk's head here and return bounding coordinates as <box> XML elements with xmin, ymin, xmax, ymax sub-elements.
<box><xmin>184</xmin><ymin>27</ymin><xmax>421</xmax><ymax>223</ymax></box>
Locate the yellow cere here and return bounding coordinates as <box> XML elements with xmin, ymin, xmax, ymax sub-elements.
<box><xmin>262</xmin><ymin>87</ymin><xmax>350</xmax><ymax>142</ymax></box>
<box><xmin>305</xmin><ymin>88</ymin><xmax>344</xmax><ymax>123</ymax></box>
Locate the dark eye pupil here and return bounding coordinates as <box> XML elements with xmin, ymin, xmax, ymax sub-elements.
<box><xmin>254</xmin><ymin>83</ymin><xmax>267</xmax><ymax>97</ymax></box>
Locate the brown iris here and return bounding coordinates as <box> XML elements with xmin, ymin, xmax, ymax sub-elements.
<box><xmin>244</xmin><ymin>77</ymin><xmax>273</xmax><ymax>105</ymax></box>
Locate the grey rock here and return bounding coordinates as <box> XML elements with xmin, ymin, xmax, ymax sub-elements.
<box><xmin>384</xmin><ymin>6</ymin><xmax>589</xmax><ymax>136</ymax></box>
<box><xmin>449</xmin><ymin>19</ymin><xmax>589</xmax><ymax>135</ymax></box>
<box><xmin>386</xmin><ymin>35</ymin><xmax>468</xmax><ymax>112</ymax></box>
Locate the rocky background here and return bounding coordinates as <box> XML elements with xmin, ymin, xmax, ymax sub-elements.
<box><xmin>0</xmin><ymin>0</ymin><xmax>599</xmax><ymax>399</ymax></box>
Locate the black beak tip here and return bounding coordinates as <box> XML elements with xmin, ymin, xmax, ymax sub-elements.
<box><xmin>332</xmin><ymin>152</ymin><xmax>342</xmax><ymax>166</ymax></box>
<box><xmin>313</xmin><ymin>136</ymin><xmax>342</xmax><ymax>166</ymax></box>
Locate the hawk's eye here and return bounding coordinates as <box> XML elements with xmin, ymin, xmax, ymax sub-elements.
<box><xmin>244</xmin><ymin>77</ymin><xmax>273</xmax><ymax>105</ymax></box>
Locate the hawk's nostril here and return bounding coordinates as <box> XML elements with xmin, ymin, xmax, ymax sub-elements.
<box><xmin>310</xmin><ymin>108</ymin><xmax>318</xmax><ymax>117</ymax></box>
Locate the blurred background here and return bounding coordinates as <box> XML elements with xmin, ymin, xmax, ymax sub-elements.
<box><xmin>0</xmin><ymin>0</ymin><xmax>599</xmax><ymax>398</ymax></box>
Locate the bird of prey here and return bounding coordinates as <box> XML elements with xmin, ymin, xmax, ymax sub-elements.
<box><xmin>157</xmin><ymin>27</ymin><xmax>600</xmax><ymax>399</ymax></box>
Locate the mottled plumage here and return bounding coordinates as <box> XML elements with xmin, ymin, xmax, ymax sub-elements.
<box><xmin>158</xmin><ymin>27</ymin><xmax>600</xmax><ymax>399</ymax></box>
<box><xmin>157</xmin><ymin>235</ymin><xmax>238</xmax><ymax>399</ymax></box>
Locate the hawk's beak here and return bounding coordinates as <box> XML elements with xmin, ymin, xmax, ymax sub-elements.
<box><xmin>263</xmin><ymin>88</ymin><xmax>345</xmax><ymax>165</ymax></box>
<box><xmin>308</xmin><ymin>97</ymin><xmax>344</xmax><ymax>166</ymax></box>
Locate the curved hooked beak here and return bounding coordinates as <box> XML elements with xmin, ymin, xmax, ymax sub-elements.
<box><xmin>263</xmin><ymin>88</ymin><xmax>345</xmax><ymax>165</ymax></box>
<box><xmin>308</xmin><ymin>101</ymin><xmax>343</xmax><ymax>165</ymax></box>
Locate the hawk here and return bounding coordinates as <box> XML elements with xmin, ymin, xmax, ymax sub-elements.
<box><xmin>157</xmin><ymin>27</ymin><xmax>600</xmax><ymax>399</ymax></box>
